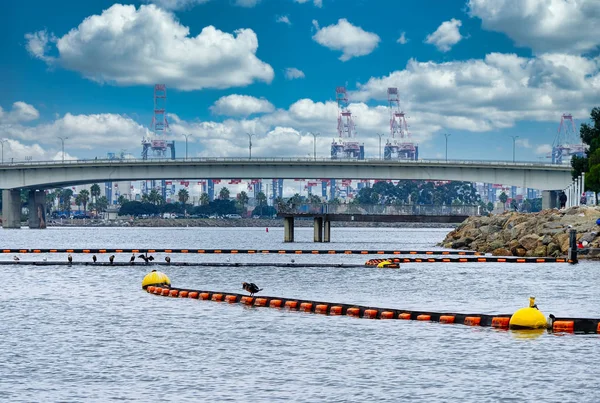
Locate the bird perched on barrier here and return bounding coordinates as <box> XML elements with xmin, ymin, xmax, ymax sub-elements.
<box><xmin>92</xmin><ymin>255</ymin><xmax>97</xmax><ymax>263</ymax></box>
<box><xmin>138</xmin><ymin>254</ymin><xmax>149</xmax><ymax>263</ymax></box>
<box><xmin>242</xmin><ymin>282</ymin><xmax>263</xmax><ymax>296</ymax></box>
<box><xmin>147</xmin><ymin>256</ymin><xmax>154</xmax><ymax>262</ymax></box>
<box><xmin>129</xmin><ymin>254</ymin><xmax>135</xmax><ymax>265</ymax></box>
<box><xmin>13</xmin><ymin>256</ymin><xmax>20</xmax><ymax>262</ymax></box>
<box><xmin>68</xmin><ymin>254</ymin><xmax>73</xmax><ymax>264</ymax></box>
<box><xmin>109</xmin><ymin>255</ymin><xmax>115</xmax><ymax>264</ymax></box>
<box><xmin>165</xmin><ymin>256</ymin><xmax>171</xmax><ymax>264</ymax></box>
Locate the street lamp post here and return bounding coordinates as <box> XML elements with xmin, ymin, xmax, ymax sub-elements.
<box><xmin>510</xmin><ymin>135</ymin><xmax>519</xmax><ymax>162</ymax></box>
<box><xmin>58</xmin><ymin>136</ymin><xmax>69</xmax><ymax>163</ymax></box>
<box><xmin>0</xmin><ymin>139</ymin><xmax>7</xmax><ymax>164</ymax></box>
<box><xmin>182</xmin><ymin>134</ymin><xmax>192</xmax><ymax>160</ymax></box>
<box><xmin>444</xmin><ymin>133</ymin><xmax>451</xmax><ymax>162</ymax></box>
<box><xmin>377</xmin><ymin>133</ymin><xmax>385</xmax><ymax>160</ymax></box>
<box><xmin>310</xmin><ymin>132</ymin><xmax>320</xmax><ymax>160</ymax></box>
<box><xmin>246</xmin><ymin>133</ymin><xmax>256</xmax><ymax>159</ymax></box>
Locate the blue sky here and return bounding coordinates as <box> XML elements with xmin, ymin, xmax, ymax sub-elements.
<box><xmin>2</xmin><ymin>0</ymin><xmax>600</xmax><ymax>162</ymax></box>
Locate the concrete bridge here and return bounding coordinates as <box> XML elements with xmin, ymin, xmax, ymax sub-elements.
<box><xmin>278</xmin><ymin>203</ymin><xmax>479</xmax><ymax>242</ymax></box>
<box><xmin>0</xmin><ymin>157</ymin><xmax>571</xmax><ymax>229</ymax></box>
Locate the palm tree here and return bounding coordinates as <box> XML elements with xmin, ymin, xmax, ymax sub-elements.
<box><xmin>256</xmin><ymin>191</ymin><xmax>267</xmax><ymax>206</ymax></box>
<box><xmin>219</xmin><ymin>187</ymin><xmax>230</xmax><ymax>200</ymax></box>
<box><xmin>61</xmin><ymin>188</ymin><xmax>73</xmax><ymax>212</ymax></box>
<box><xmin>75</xmin><ymin>194</ymin><xmax>82</xmax><ymax>211</ymax></box>
<box><xmin>200</xmin><ymin>192</ymin><xmax>210</xmax><ymax>206</ymax></box>
<box><xmin>178</xmin><ymin>189</ymin><xmax>189</xmax><ymax>204</ymax></box>
<box><xmin>117</xmin><ymin>195</ymin><xmax>128</xmax><ymax>206</ymax></box>
<box><xmin>96</xmin><ymin>196</ymin><xmax>109</xmax><ymax>212</ymax></box>
<box><xmin>90</xmin><ymin>184</ymin><xmax>101</xmax><ymax>204</ymax></box>
<box><xmin>148</xmin><ymin>189</ymin><xmax>161</xmax><ymax>205</ymax></box>
<box><xmin>78</xmin><ymin>189</ymin><xmax>90</xmax><ymax>212</ymax></box>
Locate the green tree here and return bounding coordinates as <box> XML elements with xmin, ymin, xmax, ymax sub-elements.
<box><xmin>178</xmin><ymin>189</ymin><xmax>190</xmax><ymax>204</ymax></box>
<box><xmin>499</xmin><ymin>192</ymin><xmax>508</xmax><ymax>211</ymax></box>
<box><xmin>256</xmin><ymin>191</ymin><xmax>267</xmax><ymax>206</ymax></box>
<box><xmin>219</xmin><ymin>187</ymin><xmax>230</xmax><ymax>200</ymax></box>
<box><xmin>90</xmin><ymin>183</ymin><xmax>101</xmax><ymax>204</ymax></box>
<box><xmin>236</xmin><ymin>191</ymin><xmax>249</xmax><ymax>213</ymax></box>
<box><xmin>200</xmin><ymin>192</ymin><xmax>210</xmax><ymax>206</ymax></box>
<box><xmin>75</xmin><ymin>194</ymin><xmax>82</xmax><ymax>211</ymax></box>
<box><xmin>78</xmin><ymin>189</ymin><xmax>90</xmax><ymax>212</ymax></box>
<box><xmin>60</xmin><ymin>188</ymin><xmax>73</xmax><ymax>212</ymax></box>
<box><xmin>148</xmin><ymin>189</ymin><xmax>163</xmax><ymax>205</ymax></box>
<box><xmin>117</xmin><ymin>195</ymin><xmax>128</xmax><ymax>206</ymax></box>
<box><xmin>572</xmin><ymin>107</ymin><xmax>600</xmax><ymax>201</ymax></box>
<box><xmin>96</xmin><ymin>196</ymin><xmax>109</xmax><ymax>212</ymax></box>
<box><xmin>486</xmin><ymin>201</ymin><xmax>494</xmax><ymax>212</ymax></box>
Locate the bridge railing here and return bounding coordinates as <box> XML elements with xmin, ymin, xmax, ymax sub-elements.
<box><xmin>0</xmin><ymin>156</ymin><xmax>563</xmax><ymax>168</ymax></box>
<box><xmin>279</xmin><ymin>203</ymin><xmax>481</xmax><ymax>216</ymax></box>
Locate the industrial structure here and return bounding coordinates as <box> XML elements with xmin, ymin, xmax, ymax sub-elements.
<box><xmin>550</xmin><ymin>113</ymin><xmax>585</xmax><ymax>164</ymax></box>
<box><xmin>330</xmin><ymin>86</ymin><xmax>364</xmax><ymax>160</ymax></box>
<box><xmin>384</xmin><ymin>88</ymin><xmax>418</xmax><ymax>160</ymax></box>
<box><xmin>141</xmin><ymin>84</ymin><xmax>176</xmax><ymax>200</ymax></box>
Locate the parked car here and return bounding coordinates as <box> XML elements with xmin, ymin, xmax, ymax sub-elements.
<box><xmin>225</xmin><ymin>214</ymin><xmax>242</xmax><ymax>219</ymax></box>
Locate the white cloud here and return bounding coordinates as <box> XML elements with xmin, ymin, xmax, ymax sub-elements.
<box><xmin>276</xmin><ymin>15</ymin><xmax>291</xmax><ymax>25</ymax></box>
<box><xmin>284</xmin><ymin>67</ymin><xmax>305</xmax><ymax>80</ymax></box>
<box><xmin>24</xmin><ymin>30</ymin><xmax>55</xmax><ymax>63</ymax></box>
<box><xmin>234</xmin><ymin>0</ymin><xmax>261</xmax><ymax>7</ymax></box>
<box><xmin>294</xmin><ymin>0</ymin><xmax>322</xmax><ymax>7</ymax></box>
<box><xmin>312</xmin><ymin>18</ymin><xmax>380</xmax><ymax>61</ymax></box>
<box><xmin>515</xmin><ymin>138</ymin><xmax>532</xmax><ymax>148</ymax></box>
<box><xmin>147</xmin><ymin>0</ymin><xmax>210</xmax><ymax>10</ymax></box>
<box><xmin>210</xmin><ymin>95</ymin><xmax>275</xmax><ymax>116</ymax></box>
<box><xmin>352</xmin><ymin>52</ymin><xmax>600</xmax><ymax>133</ymax></box>
<box><xmin>25</xmin><ymin>4</ymin><xmax>274</xmax><ymax>91</ymax></box>
<box><xmin>425</xmin><ymin>19</ymin><xmax>463</xmax><ymax>52</ymax></box>
<box><xmin>397</xmin><ymin>32</ymin><xmax>408</xmax><ymax>45</ymax></box>
<box><xmin>535</xmin><ymin>144</ymin><xmax>552</xmax><ymax>155</ymax></box>
<box><xmin>468</xmin><ymin>0</ymin><xmax>600</xmax><ymax>54</ymax></box>
<box><xmin>0</xmin><ymin>102</ymin><xmax>40</xmax><ymax>124</ymax></box>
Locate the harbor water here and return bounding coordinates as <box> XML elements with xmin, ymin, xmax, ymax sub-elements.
<box><xmin>0</xmin><ymin>227</ymin><xmax>598</xmax><ymax>402</ymax></box>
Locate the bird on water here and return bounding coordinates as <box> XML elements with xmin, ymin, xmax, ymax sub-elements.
<box><xmin>165</xmin><ymin>256</ymin><xmax>171</xmax><ymax>264</ymax></box>
<box><xmin>92</xmin><ymin>255</ymin><xmax>97</xmax><ymax>263</ymax></box>
<box><xmin>129</xmin><ymin>254</ymin><xmax>135</xmax><ymax>265</ymax></box>
<box><xmin>13</xmin><ymin>256</ymin><xmax>20</xmax><ymax>261</ymax></box>
<box><xmin>109</xmin><ymin>255</ymin><xmax>115</xmax><ymax>264</ymax></box>
<box><xmin>68</xmin><ymin>254</ymin><xmax>73</xmax><ymax>264</ymax></box>
<box><xmin>242</xmin><ymin>282</ymin><xmax>263</xmax><ymax>296</ymax></box>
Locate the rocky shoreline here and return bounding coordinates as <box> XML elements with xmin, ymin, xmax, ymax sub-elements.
<box><xmin>47</xmin><ymin>218</ymin><xmax>456</xmax><ymax>229</ymax></box>
<box><xmin>440</xmin><ymin>206</ymin><xmax>600</xmax><ymax>258</ymax></box>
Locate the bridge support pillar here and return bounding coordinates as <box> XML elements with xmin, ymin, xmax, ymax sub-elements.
<box><xmin>313</xmin><ymin>217</ymin><xmax>323</xmax><ymax>242</ymax></box>
<box><xmin>542</xmin><ymin>190</ymin><xmax>559</xmax><ymax>210</ymax></box>
<box><xmin>2</xmin><ymin>189</ymin><xmax>22</xmax><ymax>229</ymax></box>
<box><xmin>284</xmin><ymin>217</ymin><xmax>294</xmax><ymax>242</ymax></box>
<box><xmin>323</xmin><ymin>219</ymin><xmax>331</xmax><ymax>243</ymax></box>
<box><xmin>28</xmin><ymin>190</ymin><xmax>47</xmax><ymax>229</ymax></box>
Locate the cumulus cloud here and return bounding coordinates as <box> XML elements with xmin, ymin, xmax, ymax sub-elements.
<box><xmin>147</xmin><ymin>0</ymin><xmax>210</xmax><ymax>10</ymax></box>
<box><xmin>276</xmin><ymin>15</ymin><xmax>291</xmax><ymax>25</ymax></box>
<box><xmin>210</xmin><ymin>95</ymin><xmax>275</xmax><ymax>116</ymax></box>
<box><xmin>284</xmin><ymin>67</ymin><xmax>305</xmax><ymax>80</ymax></box>
<box><xmin>234</xmin><ymin>0</ymin><xmax>261</xmax><ymax>7</ymax></box>
<box><xmin>352</xmin><ymin>52</ymin><xmax>600</xmax><ymax>132</ymax></box>
<box><xmin>468</xmin><ymin>0</ymin><xmax>600</xmax><ymax>54</ymax></box>
<box><xmin>0</xmin><ymin>102</ymin><xmax>40</xmax><ymax>124</ymax></box>
<box><xmin>397</xmin><ymin>32</ymin><xmax>408</xmax><ymax>45</ymax></box>
<box><xmin>515</xmin><ymin>138</ymin><xmax>532</xmax><ymax>148</ymax></box>
<box><xmin>535</xmin><ymin>144</ymin><xmax>552</xmax><ymax>155</ymax></box>
<box><xmin>425</xmin><ymin>19</ymin><xmax>463</xmax><ymax>52</ymax></box>
<box><xmin>312</xmin><ymin>18</ymin><xmax>380</xmax><ymax>61</ymax></box>
<box><xmin>294</xmin><ymin>0</ymin><xmax>322</xmax><ymax>7</ymax></box>
<box><xmin>25</xmin><ymin>4</ymin><xmax>274</xmax><ymax>91</ymax></box>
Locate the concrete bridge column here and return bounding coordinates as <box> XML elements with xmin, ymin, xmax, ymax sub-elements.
<box><xmin>2</xmin><ymin>189</ymin><xmax>22</xmax><ymax>229</ymax></box>
<box><xmin>284</xmin><ymin>217</ymin><xmax>295</xmax><ymax>242</ymax></box>
<box><xmin>28</xmin><ymin>190</ymin><xmax>47</xmax><ymax>229</ymax></box>
<box><xmin>542</xmin><ymin>190</ymin><xmax>559</xmax><ymax>210</ymax></box>
<box><xmin>313</xmin><ymin>217</ymin><xmax>323</xmax><ymax>242</ymax></box>
<box><xmin>323</xmin><ymin>219</ymin><xmax>331</xmax><ymax>243</ymax></box>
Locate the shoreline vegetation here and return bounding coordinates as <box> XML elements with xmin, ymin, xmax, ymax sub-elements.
<box><xmin>45</xmin><ymin>217</ymin><xmax>456</xmax><ymax>229</ymax></box>
<box><xmin>440</xmin><ymin>206</ymin><xmax>600</xmax><ymax>259</ymax></box>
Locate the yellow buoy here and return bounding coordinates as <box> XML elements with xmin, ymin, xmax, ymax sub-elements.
<box><xmin>142</xmin><ymin>270</ymin><xmax>171</xmax><ymax>290</ymax></box>
<box><xmin>509</xmin><ymin>297</ymin><xmax>547</xmax><ymax>330</ymax></box>
<box><xmin>377</xmin><ymin>260</ymin><xmax>396</xmax><ymax>268</ymax></box>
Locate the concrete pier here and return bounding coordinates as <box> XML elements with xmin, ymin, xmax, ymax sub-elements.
<box><xmin>324</xmin><ymin>219</ymin><xmax>331</xmax><ymax>243</ymax></box>
<box><xmin>28</xmin><ymin>190</ymin><xmax>46</xmax><ymax>229</ymax></box>
<box><xmin>2</xmin><ymin>189</ymin><xmax>22</xmax><ymax>229</ymax></box>
<box><xmin>313</xmin><ymin>217</ymin><xmax>323</xmax><ymax>242</ymax></box>
<box><xmin>284</xmin><ymin>217</ymin><xmax>294</xmax><ymax>242</ymax></box>
<box><xmin>542</xmin><ymin>190</ymin><xmax>559</xmax><ymax>210</ymax></box>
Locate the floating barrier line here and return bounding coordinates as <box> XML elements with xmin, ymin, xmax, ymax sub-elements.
<box><xmin>145</xmin><ymin>286</ymin><xmax>600</xmax><ymax>334</ymax></box>
<box><xmin>365</xmin><ymin>256</ymin><xmax>569</xmax><ymax>265</ymax></box>
<box><xmin>0</xmin><ymin>248</ymin><xmax>482</xmax><ymax>255</ymax></box>
<box><xmin>0</xmin><ymin>261</ymin><xmax>365</xmax><ymax>268</ymax></box>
